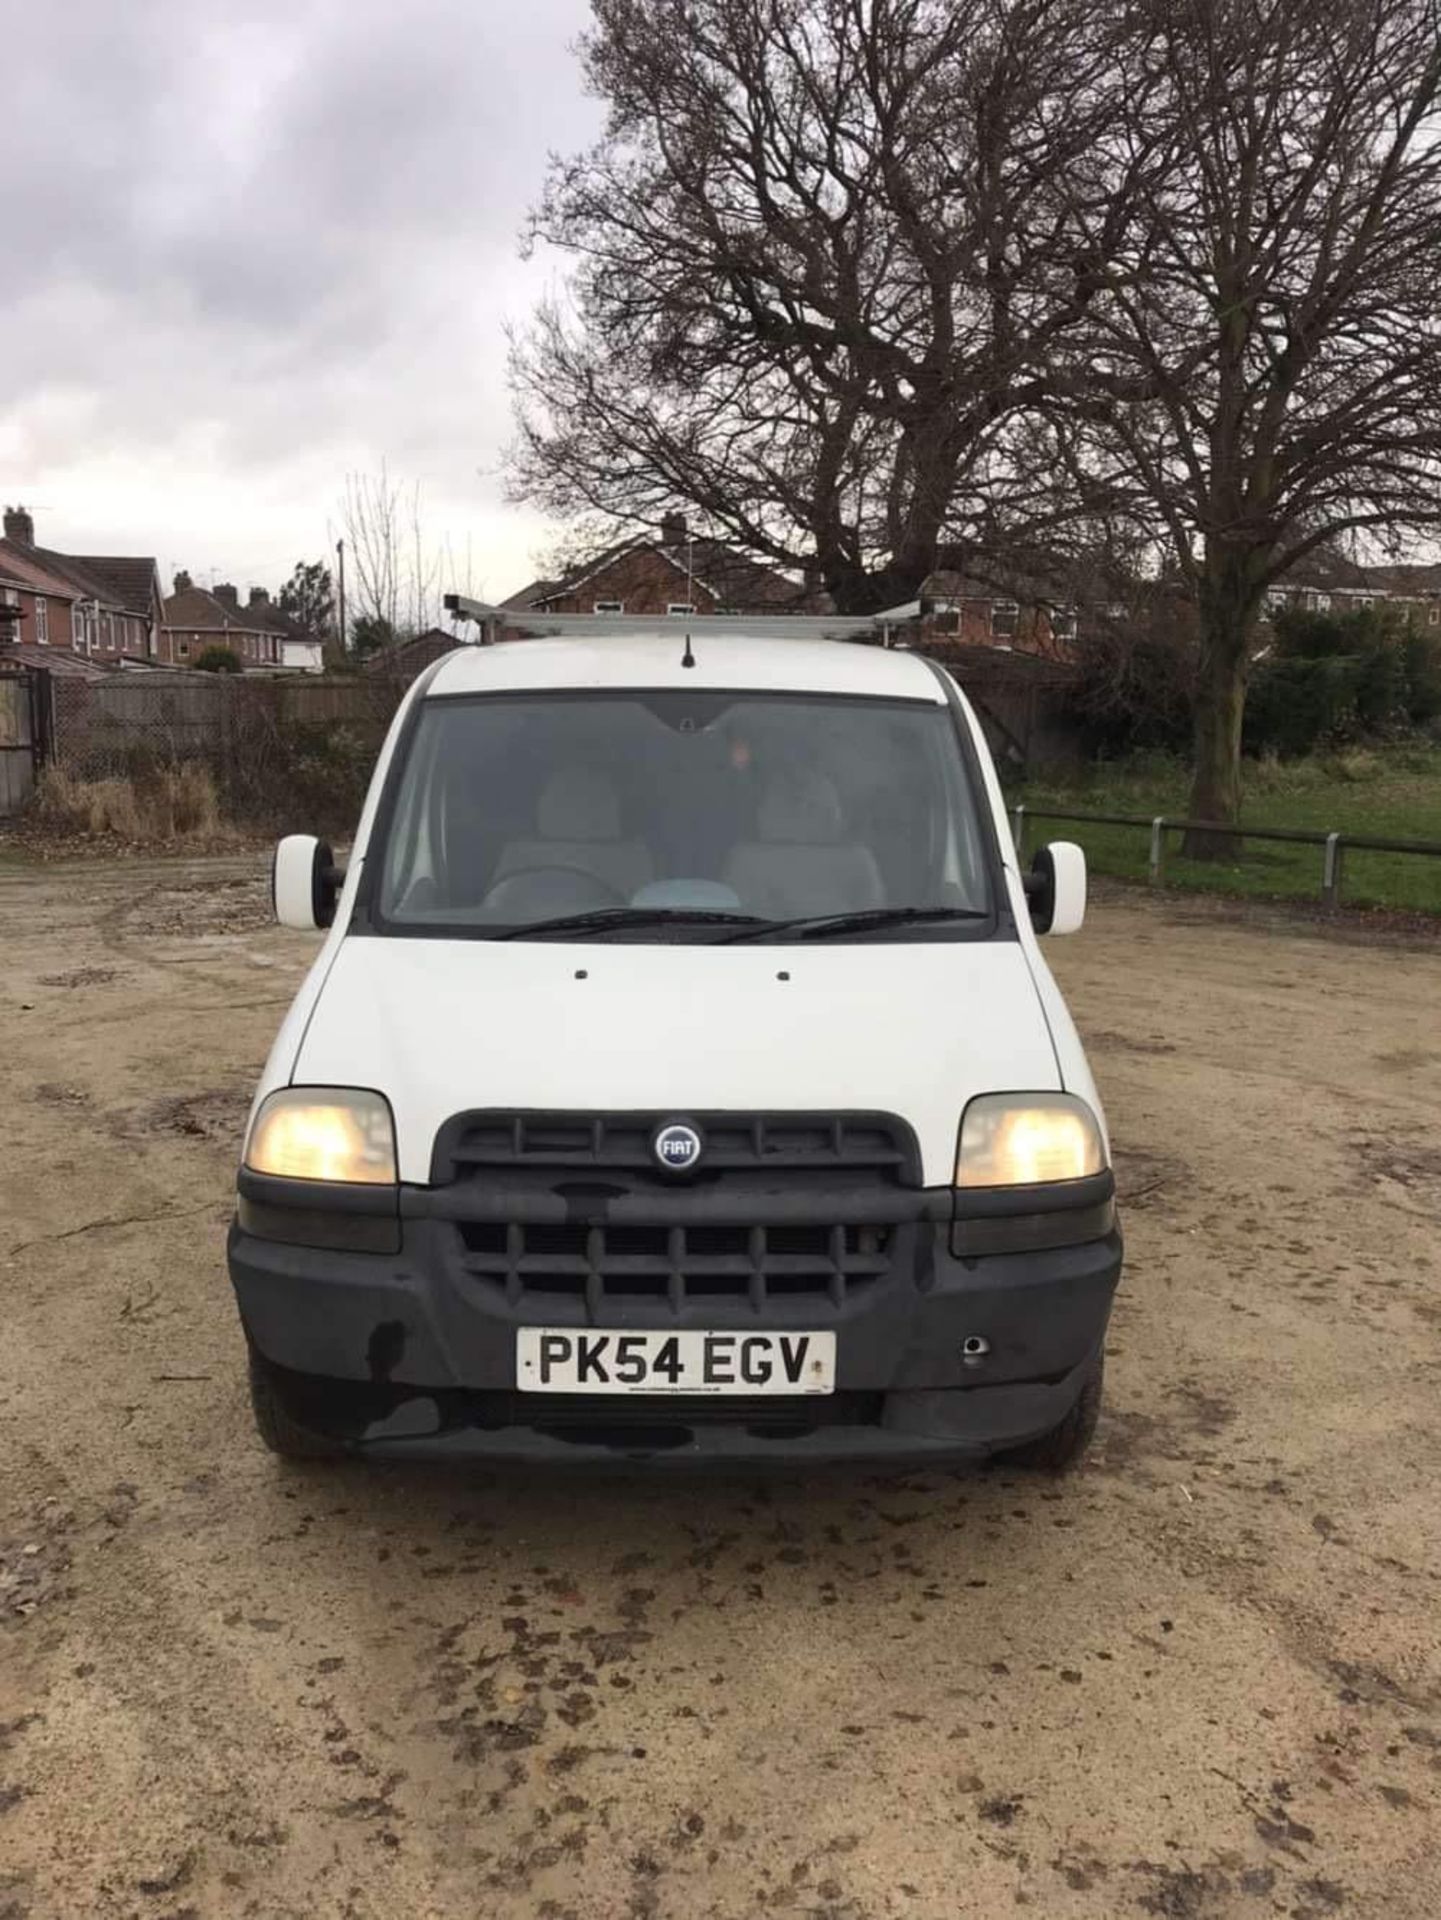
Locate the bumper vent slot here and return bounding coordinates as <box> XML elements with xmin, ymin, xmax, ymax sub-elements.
<box><xmin>456</xmin><ymin>1219</ymin><xmax>893</xmax><ymax>1307</ymax></box>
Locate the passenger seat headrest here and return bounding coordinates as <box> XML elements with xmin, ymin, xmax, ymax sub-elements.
<box><xmin>758</xmin><ymin>768</ymin><xmax>845</xmax><ymax>845</ymax></box>
<box><xmin>537</xmin><ymin>767</ymin><xmax>622</xmax><ymax>842</ymax></box>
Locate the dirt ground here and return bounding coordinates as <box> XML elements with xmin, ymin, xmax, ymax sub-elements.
<box><xmin>1</xmin><ymin>858</ymin><xmax>1438</xmax><ymax>1920</ymax></box>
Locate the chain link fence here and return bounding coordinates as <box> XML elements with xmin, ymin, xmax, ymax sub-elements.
<box><xmin>46</xmin><ymin>672</ymin><xmax>405</xmax><ymax>835</ymax></box>
<box><xmin>33</xmin><ymin>643</ymin><xmax>1086</xmax><ymax>838</ymax></box>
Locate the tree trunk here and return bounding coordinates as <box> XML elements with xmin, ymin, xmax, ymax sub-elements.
<box><xmin>1183</xmin><ymin>557</ymin><xmax>1261</xmax><ymax>859</ymax></box>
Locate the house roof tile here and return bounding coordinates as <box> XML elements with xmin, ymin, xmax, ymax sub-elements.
<box><xmin>0</xmin><ymin>539</ymin><xmax>99</xmax><ymax>602</ymax></box>
<box><xmin>162</xmin><ymin>585</ymin><xmax>285</xmax><ymax>636</ymax></box>
<box><xmin>0</xmin><ymin>539</ymin><xmax>158</xmax><ymax>614</ymax></box>
<box><xmin>73</xmin><ymin>556</ymin><xmax>159</xmax><ymax>616</ymax></box>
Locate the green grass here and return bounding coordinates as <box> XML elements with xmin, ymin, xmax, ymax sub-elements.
<box><xmin>1012</xmin><ymin>745</ymin><xmax>1441</xmax><ymax>915</ymax></box>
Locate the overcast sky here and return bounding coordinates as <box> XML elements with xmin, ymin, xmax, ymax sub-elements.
<box><xmin>1</xmin><ymin>0</ymin><xmax>600</xmax><ymax>604</ymax></box>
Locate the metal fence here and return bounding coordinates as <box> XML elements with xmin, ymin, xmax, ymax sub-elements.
<box><xmin>1010</xmin><ymin>804</ymin><xmax>1441</xmax><ymax>909</ymax></box>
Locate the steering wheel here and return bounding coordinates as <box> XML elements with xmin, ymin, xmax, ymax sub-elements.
<box><xmin>480</xmin><ymin>866</ymin><xmax>629</xmax><ymax>916</ymax></box>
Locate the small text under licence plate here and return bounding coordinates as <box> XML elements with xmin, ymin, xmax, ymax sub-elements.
<box><xmin>516</xmin><ymin>1327</ymin><xmax>836</xmax><ymax>1396</ymax></box>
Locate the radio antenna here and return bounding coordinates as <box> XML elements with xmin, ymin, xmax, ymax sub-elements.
<box><xmin>682</xmin><ymin>527</ymin><xmax>697</xmax><ymax>667</ymax></box>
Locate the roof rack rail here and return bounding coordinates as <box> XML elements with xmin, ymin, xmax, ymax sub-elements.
<box><xmin>441</xmin><ymin>594</ymin><xmax>913</xmax><ymax>647</ymax></box>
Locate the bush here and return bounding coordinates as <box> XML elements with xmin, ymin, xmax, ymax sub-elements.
<box><xmin>1067</xmin><ymin>606</ymin><xmax>1198</xmax><ymax>760</ymax></box>
<box><xmin>211</xmin><ymin>698</ymin><xmax>388</xmax><ymax>837</ymax></box>
<box><xmin>195</xmin><ymin>645</ymin><xmax>241</xmax><ymax>673</ymax></box>
<box><xmin>1403</xmin><ymin>628</ymin><xmax>1441</xmax><ymax>726</ymax></box>
<box><xmin>1245</xmin><ymin>605</ymin><xmax>1441</xmax><ymax>757</ymax></box>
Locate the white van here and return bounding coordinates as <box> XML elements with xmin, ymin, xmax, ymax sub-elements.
<box><xmin>230</xmin><ymin>618</ymin><xmax>1121</xmax><ymax>1469</ymax></box>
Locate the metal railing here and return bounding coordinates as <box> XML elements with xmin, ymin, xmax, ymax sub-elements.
<box><xmin>1009</xmin><ymin>804</ymin><xmax>1441</xmax><ymax>909</ymax></box>
<box><xmin>442</xmin><ymin>595</ymin><xmax>908</xmax><ymax>646</ymax></box>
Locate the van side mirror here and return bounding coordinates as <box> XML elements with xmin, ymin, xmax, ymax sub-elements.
<box><xmin>1025</xmin><ymin>841</ymin><xmax>1086</xmax><ymax>936</ymax></box>
<box><xmin>273</xmin><ymin>834</ymin><xmax>343</xmax><ymax>931</ymax></box>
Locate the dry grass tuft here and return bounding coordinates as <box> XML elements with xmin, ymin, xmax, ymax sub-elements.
<box><xmin>35</xmin><ymin>763</ymin><xmax>227</xmax><ymax>845</ymax></box>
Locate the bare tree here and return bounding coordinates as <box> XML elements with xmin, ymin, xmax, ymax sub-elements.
<box><xmin>339</xmin><ymin>465</ymin><xmax>404</xmax><ymax>637</ymax></box>
<box><xmin>409</xmin><ymin>488</ymin><xmax>443</xmax><ymax>637</ymax></box>
<box><xmin>510</xmin><ymin>0</ymin><xmax>1145</xmax><ymax>611</ymax></box>
<box><xmin>337</xmin><ymin>463</ymin><xmax>445</xmax><ymax>645</ymax></box>
<box><xmin>1068</xmin><ymin>0</ymin><xmax>1441</xmax><ymax>845</ymax></box>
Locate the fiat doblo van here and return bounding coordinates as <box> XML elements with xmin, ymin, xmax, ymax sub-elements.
<box><xmin>229</xmin><ymin>620</ymin><xmax>1121</xmax><ymax>1468</ymax></box>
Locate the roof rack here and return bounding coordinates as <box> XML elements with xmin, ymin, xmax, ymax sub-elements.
<box><xmin>442</xmin><ymin>594</ymin><xmax>912</xmax><ymax>646</ymax></box>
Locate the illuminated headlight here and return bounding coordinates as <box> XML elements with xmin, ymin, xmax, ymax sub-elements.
<box><xmin>244</xmin><ymin>1088</ymin><xmax>397</xmax><ymax>1185</ymax></box>
<box><xmin>956</xmin><ymin>1094</ymin><xmax>1105</xmax><ymax>1188</ymax></box>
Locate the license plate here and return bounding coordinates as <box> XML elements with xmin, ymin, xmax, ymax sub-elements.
<box><xmin>516</xmin><ymin>1327</ymin><xmax>836</xmax><ymax>1396</ymax></box>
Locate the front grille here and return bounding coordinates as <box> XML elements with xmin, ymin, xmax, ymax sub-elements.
<box><xmin>431</xmin><ymin>1109</ymin><xmax>919</xmax><ymax>1185</ymax></box>
<box><xmin>433</xmin><ymin>1108</ymin><xmax>920</xmax><ymax>1313</ymax></box>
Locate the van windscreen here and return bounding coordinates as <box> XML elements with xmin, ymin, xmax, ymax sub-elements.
<box><xmin>371</xmin><ymin>689</ymin><xmax>996</xmax><ymax>939</ymax></box>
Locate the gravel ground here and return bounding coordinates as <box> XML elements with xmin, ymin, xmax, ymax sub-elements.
<box><xmin>0</xmin><ymin>857</ymin><xmax>1438</xmax><ymax>1920</ymax></box>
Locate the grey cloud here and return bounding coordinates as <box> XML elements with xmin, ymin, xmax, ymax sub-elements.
<box><xmin>2</xmin><ymin>0</ymin><xmax>599</xmax><ymax>586</ymax></box>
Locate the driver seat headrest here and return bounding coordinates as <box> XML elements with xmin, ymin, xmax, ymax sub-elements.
<box><xmin>757</xmin><ymin>768</ymin><xmax>845</xmax><ymax>845</ymax></box>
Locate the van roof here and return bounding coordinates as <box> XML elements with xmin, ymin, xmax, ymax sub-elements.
<box><xmin>423</xmin><ymin>632</ymin><xmax>947</xmax><ymax>702</ymax></box>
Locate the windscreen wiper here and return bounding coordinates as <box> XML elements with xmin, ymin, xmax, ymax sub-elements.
<box><xmin>718</xmin><ymin>906</ymin><xmax>991</xmax><ymax>944</ymax></box>
<box><xmin>492</xmin><ymin>907</ymin><xmax>766</xmax><ymax>941</ymax></box>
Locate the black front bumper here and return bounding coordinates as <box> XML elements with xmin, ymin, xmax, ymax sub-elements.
<box><xmin>228</xmin><ymin>1192</ymin><xmax>1122</xmax><ymax>1464</ymax></box>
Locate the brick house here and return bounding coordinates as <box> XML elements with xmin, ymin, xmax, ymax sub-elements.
<box><xmin>0</xmin><ymin>506</ymin><xmax>163</xmax><ymax>661</ymax></box>
<box><xmin>902</xmin><ymin>571</ymin><xmax>1080</xmax><ymax>662</ymax></box>
<box><xmin>1264</xmin><ymin>553</ymin><xmax>1441</xmax><ymax>630</ymax></box>
<box><xmin>362</xmin><ymin>626</ymin><xmax>458</xmax><ymax>678</ymax></box>
<box><xmin>159</xmin><ymin>574</ymin><xmax>287</xmax><ymax>669</ymax></box>
<box><xmin>502</xmin><ymin>516</ymin><xmax>823</xmax><ymax>620</ymax></box>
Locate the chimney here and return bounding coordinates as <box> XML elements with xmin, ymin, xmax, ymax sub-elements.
<box><xmin>248</xmin><ymin>586</ymin><xmax>269</xmax><ymax>607</ymax></box>
<box><xmin>213</xmin><ymin>582</ymin><xmax>239</xmax><ymax>609</ymax></box>
<box><xmin>4</xmin><ymin>505</ymin><xmax>35</xmax><ymax>546</ymax></box>
<box><xmin>660</xmin><ymin>511</ymin><xmax>687</xmax><ymax>547</ymax></box>
<box><xmin>173</xmin><ymin>569</ymin><xmax>193</xmax><ymax>593</ymax></box>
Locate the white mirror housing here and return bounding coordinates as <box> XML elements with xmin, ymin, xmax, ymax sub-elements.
<box><xmin>273</xmin><ymin>834</ymin><xmax>340</xmax><ymax>931</ymax></box>
<box><xmin>1028</xmin><ymin>841</ymin><xmax>1087</xmax><ymax>936</ymax></box>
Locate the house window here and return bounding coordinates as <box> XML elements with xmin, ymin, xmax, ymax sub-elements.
<box><xmin>593</xmin><ymin>600</ymin><xmax>625</xmax><ymax>614</ymax></box>
<box><xmin>667</xmin><ymin>603</ymin><xmax>696</xmax><ymax>616</ymax></box>
<box><xmin>34</xmin><ymin>595</ymin><xmax>48</xmax><ymax>642</ymax></box>
<box><xmin>990</xmin><ymin>600</ymin><xmax>1019</xmax><ymax>639</ymax></box>
<box><xmin>1430</xmin><ymin>606</ymin><xmax>1440</xmax><ymax>626</ymax></box>
<box><xmin>1051</xmin><ymin>606</ymin><xmax>1078</xmax><ymax>641</ymax></box>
